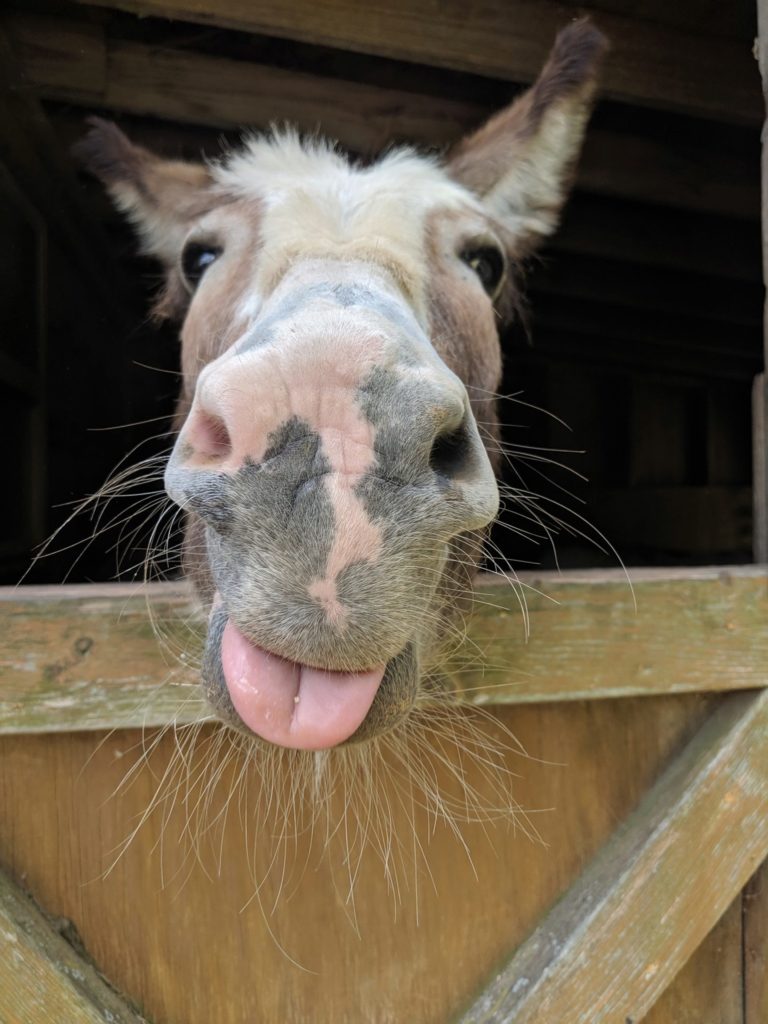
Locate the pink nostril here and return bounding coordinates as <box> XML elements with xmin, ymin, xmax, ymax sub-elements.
<box><xmin>186</xmin><ymin>410</ymin><xmax>232</xmax><ymax>463</ymax></box>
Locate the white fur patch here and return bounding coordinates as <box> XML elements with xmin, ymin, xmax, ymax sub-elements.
<box><xmin>211</xmin><ymin>131</ymin><xmax>483</xmax><ymax>321</ymax></box>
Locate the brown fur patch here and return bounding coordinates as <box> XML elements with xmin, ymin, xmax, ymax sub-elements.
<box><xmin>73</xmin><ymin>117</ymin><xmax>216</xmax><ymax>265</ymax></box>
<box><xmin>423</xmin><ymin>209</ymin><xmax>504</xmax><ymax>468</ymax></box>
<box><xmin>448</xmin><ymin>19</ymin><xmax>607</xmax><ymax>249</ymax></box>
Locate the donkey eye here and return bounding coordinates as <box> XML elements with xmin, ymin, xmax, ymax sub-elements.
<box><xmin>460</xmin><ymin>246</ymin><xmax>505</xmax><ymax>296</ymax></box>
<box><xmin>181</xmin><ymin>242</ymin><xmax>221</xmax><ymax>290</ymax></box>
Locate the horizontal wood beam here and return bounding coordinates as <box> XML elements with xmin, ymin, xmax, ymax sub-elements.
<box><xmin>69</xmin><ymin>0</ymin><xmax>762</xmax><ymax>124</ymax></box>
<box><xmin>455</xmin><ymin>687</ymin><xmax>768</xmax><ymax>1023</ymax></box>
<box><xmin>5</xmin><ymin>13</ymin><xmax>759</xmax><ymax>220</ymax></box>
<box><xmin>0</xmin><ymin>866</ymin><xmax>146</xmax><ymax>1023</ymax></box>
<box><xmin>1</xmin><ymin>567</ymin><xmax>767</xmax><ymax>733</ymax></box>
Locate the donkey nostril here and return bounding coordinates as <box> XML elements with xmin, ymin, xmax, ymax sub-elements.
<box><xmin>189</xmin><ymin>411</ymin><xmax>232</xmax><ymax>461</ymax></box>
<box><xmin>429</xmin><ymin>421</ymin><xmax>472</xmax><ymax>480</ymax></box>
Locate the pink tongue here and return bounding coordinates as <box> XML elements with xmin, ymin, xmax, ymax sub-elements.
<box><xmin>220</xmin><ymin>620</ymin><xmax>385</xmax><ymax>750</ymax></box>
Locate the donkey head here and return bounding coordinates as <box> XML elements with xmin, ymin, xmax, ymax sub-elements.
<box><xmin>77</xmin><ymin>21</ymin><xmax>606</xmax><ymax>751</ymax></box>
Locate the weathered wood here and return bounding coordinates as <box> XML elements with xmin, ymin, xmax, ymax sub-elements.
<box><xmin>0</xmin><ymin>582</ymin><xmax>208</xmax><ymax>733</ymax></box>
<box><xmin>558</xmin><ymin>0</ymin><xmax>755</xmax><ymax>41</ymax></box>
<box><xmin>6</xmin><ymin>13</ymin><xmax>758</xmax><ymax>220</ymax></box>
<box><xmin>70</xmin><ymin>0</ymin><xmax>762</xmax><ymax>124</ymax></box>
<box><xmin>456</xmin><ymin>688</ymin><xmax>768</xmax><ymax>1024</ymax></box>
<box><xmin>643</xmin><ymin>896</ymin><xmax>745</xmax><ymax>1024</ymax></box>
<box><xmin>754</xmin><ymin>375</ymin><xmax>768</xmax><ymax>560</ymax></box>
<box><xmin>0</xmin><ymin>696</ymin><xmax>723</xmax><ymax>1023</ymax></box>
<box><xmin>1</xmin><ymin>569</ymin><xmax>767</xmax><ymax>733</ymax></box>
<box><xmin>0</xmin><ymin>866</ymin><xmax>146</xmax><ymax>1023</ymax></box>
<box><xmin>744</xmin><ymin>858</ymin><xmax>768</xmax><ymax>1024</ymax></box>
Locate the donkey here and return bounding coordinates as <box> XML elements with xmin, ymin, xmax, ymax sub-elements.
<box><xmin>77</xmin><ymin>21</ymin><xmax>606</xmax><ymax>756</ymax></box>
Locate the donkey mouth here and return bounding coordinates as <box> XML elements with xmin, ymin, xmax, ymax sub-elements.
<box><xmin>220</xmin><ymin>619</ymin><xmax>386</xmax><ymax>749</ymax></box>
<box><xmin>202</xmin><ymin>599</ymin><xmax>419</xmax><ymax>749</ymax></box>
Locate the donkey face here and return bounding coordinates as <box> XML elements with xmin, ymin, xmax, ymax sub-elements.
<box><xmin>78</xmin><ymin>21</ymin><xmax>605</xmax><ymax>751</ymax></box>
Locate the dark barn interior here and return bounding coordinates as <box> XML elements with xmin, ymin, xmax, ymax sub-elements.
<box><xmin>1</xmin><ymin>0</ymin><xmax>762</xmax><ymax>584</ymax></box>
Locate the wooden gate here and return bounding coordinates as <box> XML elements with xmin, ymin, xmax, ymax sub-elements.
<box><xmin>1</xmin><ymin>571</ymin><xmax>767</xmax><ymax>1022</ymax></box>
<box><xmin>2</xmin><ymin>0</ymin><xmax>768</xmax><ymax>1020</ymax></box>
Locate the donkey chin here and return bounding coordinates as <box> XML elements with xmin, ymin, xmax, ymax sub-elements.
<box><xmin>76</xmin><ymin>19</ymin><xmax>607</xmax><ymax>753</ymax></box>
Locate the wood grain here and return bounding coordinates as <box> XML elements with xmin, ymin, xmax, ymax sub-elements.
<box><xmin>5</xmin><ymin>13</ymin><xmax>759</xmax><ymax>220</ymax></box>
<box><xmin>0</xmin><ymin>695</ymin><xmax>721</xmax><ymax>1023</ymax></box>
<box><xmin>753</xmin><ymin>374</ymin><xmax>767</xmax><ymax>561</ymax></box>
<box><xmin>69</xmin><ymin>0</ymin><xmax>762</xmax><ymax>123</ymax></box>
<box><xmin>643</xmin><ymin>897</ymin><xmax>744</xmax><ymax>1024</ymax></box>
<box><xmin>744</xmin><ymin>858</ymin><xmax>768</xmax><ymax>1024</ymax></box>
<box><xmin>1</xmin><ymin>569</ymin><xmax>766</xmax><ymax>732</ymax></box>
<box><xmin>0</xmin><ymin>866</ymin><xmax>146</xmax><ymax>1023</ymax></box>
<box><xmin>456</xmin><ymin>689</ymin><xmax>768</xmax><ymax>1023</ymax></box>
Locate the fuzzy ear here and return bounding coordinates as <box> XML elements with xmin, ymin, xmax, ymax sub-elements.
<box><xmin>449</xmin><ymin>19</ymin><xmax>607</xmax><ymax>251</ymax></box>
<box><xmin>73</xmin><ymin>117</ymin><xmax>214</xmax><ymax>265</ymax></box>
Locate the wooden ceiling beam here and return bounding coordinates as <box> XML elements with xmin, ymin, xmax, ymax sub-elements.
<box><xmin>67</xmin><ymin>0</ymin><xmax>762</xmax><ymax>124</ymax></box>
<box><xmin>5</xmin><ymin>13</ymin><xmax>759</xmax><ymax>221</ymax></box>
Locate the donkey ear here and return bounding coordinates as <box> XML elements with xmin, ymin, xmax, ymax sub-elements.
<box><xmin>73</xmin><ymin>117</ymin><xmax>214</xmax><ymax>265</ymax></box>
<box><xmin>448</xmin><ymin>19</ymin><xmax>607</xmax><ymax>251</ymax></box>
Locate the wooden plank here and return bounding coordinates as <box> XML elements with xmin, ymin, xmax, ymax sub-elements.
<box><xmin>70</xmin><ymin>0</ymin><xmax>762</xmax><ymax>124</ymax></box>
<box><xmin>744</xmin><ymin>858</ymin><xmax>768</xmax><ymax>1024</ymax></box>
<box><xmin>754</xmin><ymin>374</ymin><xmax>768</xmax><ymax>560</ymax></box>
<box><xmin>6</xmin><ymin>13</ymin><xmax>758</xmax><ymax>220</ymax></box>
<box><xmin>0</xmin><ymin>582</ymin><xmax>209</xmax><ymax>733</ymax></box>
<box><xmin>0</xmin><ymin>696</ymin><xmax>720</xmax><ymax>1024</ymax></box>
<box><xmin>642</xmin><ymin>896</ymin><xmax>744</xmax><ymax>1024</ymax></box>
<box><xmin>0</xmin><ymin>866</ymin><xmax>146</xmax><ymax>1023</ymax></box>
<box><xmin>456</xmin><ymin>688</ymin><xmax>768</xmax><ymax>1024</ymax></box>
<box><xmin>1</xmin><ymin>568</ymin><xmax>767</xmax><ymax>733</ymax></box>
<box><xmin>557</xmin><ymin>0</ymin><xmax>756</xmax><ymax>41</ymax></box>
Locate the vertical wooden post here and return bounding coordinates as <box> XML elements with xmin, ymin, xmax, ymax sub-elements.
<box><xmin>754</xmin><ymin>375</ymin><xmax>767</xmax><ymax>560</ymax></box>
<box><xmin>755</xmin><ymin>2</ymin><xmax>768</xmax><ymax>560</ymax></box>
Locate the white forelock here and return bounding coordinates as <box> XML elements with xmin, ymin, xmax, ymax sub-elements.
<box><xmin>212</xmin><ymin>129</ymin><xmax>478</xmax><ymax>215</ymax></box>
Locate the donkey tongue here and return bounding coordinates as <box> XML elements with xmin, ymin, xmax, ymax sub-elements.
<box><xmin>220</xmin><ymin>620</ymin><xmax>384</xmax><ymax>750</ymax></box>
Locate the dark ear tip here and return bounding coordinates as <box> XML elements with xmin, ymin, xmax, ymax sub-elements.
<box><xmin>556</xmin><ymin>17</ymin><xmax>610</xmax><ymax>62</ymax></box>
<box><xmin>71</xmin><ymin>116</ymin><xmax>138</xmax><ymax>183</ymax></box>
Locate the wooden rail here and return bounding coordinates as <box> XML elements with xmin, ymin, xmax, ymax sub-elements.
<box><xmin>456</xmin><ymin>688</ymin><xmax>768</xmax><ymax>1023</ymax></box>
<box><xmin>5</xmin><ymin>13</ymin><xmax>759</xmax><ymax>221</ymax></box>
<box><xmin>1</xmin><ymin>566</ymin><xmax>766</xmax><ymax>734</ymax></box>
<box><xmin>0</xmin><ymin>868</ymin><xmax>146</xmax><ymax>1023</ymax></box>
<box><xmin>69</xmin><ymin>0</ymin><xmax>761</xmax><ymax>124</ymax></box>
